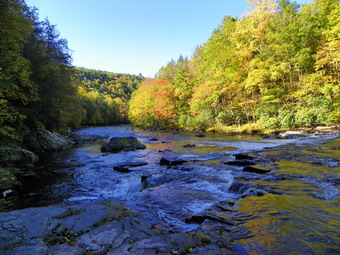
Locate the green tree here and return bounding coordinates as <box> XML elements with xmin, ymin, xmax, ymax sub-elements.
<box><xmin>0</xmin><ymin>0</ymin><xmax>37</xmax><ymax>144</ymax></box>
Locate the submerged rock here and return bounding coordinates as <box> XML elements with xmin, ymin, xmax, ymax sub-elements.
<box><xmin>242</xmin><ymin>166</ymin><xmax>271</xmax><ymax>174</ymax></box>
<box><xmin>234</xmin><ymin>153</ymin><xmax>255</xmax><ymax>160</ymax></box>
<box><xmin>101</xmin><ymin>137</ymin><xmax>146</xmax><ymax>153</ymax></box>
<box><xmin>159</xmin><ymin>158</ymin><xmax>187</xmax><ymax>166</ymax></box>
<box><xmin>196</xmin><ymin>134</ymin><xmax>206</xmax><ymax>138</ymax></box>
<box><xmin>113</xmin><ymin>162</ymin><xmax>148</xmax><ymax>173</ymax></box>
<box><xmin>183</xmin><ymin>144</ymin><xmax>196</xmax><ymax>148</ymax></box>
<box><xmin>0</xmin><ymin>148</ymin><xmax>39</xmax><ymax>165</ymax></box>
<box><xmin>225</xmin><ymin>161</ymin><xmax>256</xmax><ymax>166</ymax></box>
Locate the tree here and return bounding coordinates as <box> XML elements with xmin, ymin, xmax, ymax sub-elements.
<box><xmin>0</xmin><ymin>0</ymin><xmax>37</xmax><ymax>144</ymax></box>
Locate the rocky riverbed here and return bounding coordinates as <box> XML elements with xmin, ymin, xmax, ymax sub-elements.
<box><xmin>0</xmin><ymin>125</ymin><xmax>339</xmax><ymax>254</ymax></box>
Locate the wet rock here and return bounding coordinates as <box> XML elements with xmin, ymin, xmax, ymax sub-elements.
<box><xmin>48</xmin><ymin>243</ymin><xmax>85</xmax><ymax>255</ymax></box>
<box><xmin>158</xmin><ymin>149</ymin><xmax>172</xmax><ymax>153</ymax></box>
<box><xmin>25</xmin><ymin>129</ymin><xmax>73</xmax><ymax>152</ymax></box>
<box><xmin>0</xmin><ymin>148</ymin><xmax>39</xmax><ymax>165</ymax></box>
<box><xmin>113</xmin><ymin>162</ymin><xmax>148</xmax><ymax>173</ymax></box>
<box><xmin>117</xmin><ymin>162</ymin><xmax>148</xmax><ymax>168</ymax></box>
<box><xmin>234</xmin><ymin>153</ymin><xmax>255</xmax><ymax>160</ymax></box>
<box><xmin>225</xmin><ymin>161</ymin><xmax>256</xmax><ymax>166</ymax></box>
<box><xmin>159</xmin><ymin>158</ymin><xmax>187</xmax><ymax>166</ymax></box>
<box><xmin>113</xmin><ymin>166</ymin><xmax>131</xmax><ymax>173</ymax></box>
<box><xmin>141</xmin><ymin>175</ymin><xmax>150</xmax><ymax>183</ymax></box>
<box><xmin>242</xmin><ymin>166</ymin><xmax>271</xmax><ymax>174</ymax></box>
<box><xmin>101</xmin><ymin>137</ymin><xmax>146</xmax><ymax>153</ymax></box>
<box><xmin>196</xmin><ymin>134</ymin><xmax>206</xmax><ymax>138</ymax></box>
<box><xmin>228</xmin><ymin>182</ymin><xmax>251</xmax><ymax>194</ymax></box>
<box><xmin>143</xmin><ymin>173</ymin><xmax>191</xmax><ymax>189</ymax></box>
<box><xmin>183</xmin><ymin>144</ymin><xmax>196</xmax><ymax>148</ymax></box>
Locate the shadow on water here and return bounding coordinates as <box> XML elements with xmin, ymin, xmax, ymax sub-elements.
<box><xmin>10</xmin><ymin>126</ymin><xmax>340</xmax><ymax>254</ymax></box>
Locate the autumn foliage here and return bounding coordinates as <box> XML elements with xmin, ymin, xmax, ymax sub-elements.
<box><xmin>129</xmin><ymin>0</ymin><xmax>340</xmax><ymax>131</ymax></box>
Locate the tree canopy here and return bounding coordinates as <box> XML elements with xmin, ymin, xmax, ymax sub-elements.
<box><xmin>129</xmin><ymin>0</ymin><xmax>339</xmax><ymax>131</ymax></box>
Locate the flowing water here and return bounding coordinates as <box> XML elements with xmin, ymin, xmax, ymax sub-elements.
<box><xmin>16</xmin><ymin>126</ymin><xmax>340</xmax><ymax>254</ymax></box>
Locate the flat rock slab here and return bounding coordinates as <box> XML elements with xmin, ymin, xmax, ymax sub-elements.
<box><xmin>0</xmin><ymin>199</ymin><xmax>118</xmax><ymax>252</ymax></box>
<box><xmin>76</xmin><ymin>221</ymin><xmax>124</xmax><ymax>251</ymax></box>
<box><xmin>48</xmin><ymin>243</ymin><xmax>85</xmax><ymax>255</ymax></box>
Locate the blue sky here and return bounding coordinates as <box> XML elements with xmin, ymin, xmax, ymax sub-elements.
<box><xmin>26</xmin><ymin>0</ymin><xmax>312</xmax><ymax>77</ymax></box>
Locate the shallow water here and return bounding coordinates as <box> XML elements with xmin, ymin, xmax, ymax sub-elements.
<box><xmin>16</xmin><ymin>126</ymin><xmax>340</xmax><ymax>254</ymax></box>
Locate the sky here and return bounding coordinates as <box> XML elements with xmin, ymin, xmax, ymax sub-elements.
<box><xmin>26</xmin><ymin>0</ymin><xmax>312</xmax><ymax>77</ymax></box>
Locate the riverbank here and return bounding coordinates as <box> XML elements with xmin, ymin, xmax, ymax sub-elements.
<box><xmin>0</xmin><ymin>198</ymin><xmax>234</xmax><ymax>255</ymax></box>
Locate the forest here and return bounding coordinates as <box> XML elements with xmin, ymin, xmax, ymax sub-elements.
<box><xmin>129</xmin><ymin>0</ymin><xmax>339</xmax><ymax>132</ymax></box>
<box><xmin>0</xmin><ymin>0</ymin><xmax>339</xmax><ymax>147</ymax></box>
<box><xmin>0</xmin><ymin>0</ymin><xmax>143</xmax><ymax>146</ymax></box>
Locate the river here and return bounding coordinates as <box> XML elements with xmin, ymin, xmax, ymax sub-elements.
<box><xmin>17</xmin><ymin>126</ymin><xmax>340</xmax><ymax>254</ymax></box>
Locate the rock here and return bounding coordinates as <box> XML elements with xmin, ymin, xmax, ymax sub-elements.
<box><xmin>25</xmin><ymin>129</ymin><xmax>73</xmax><ymax>152</ymax></box>
<box><xmin>113</xmin><ymin>166</ymin><xmax>132</xmax><ymax>173</ymax></box>
<box><xmin>2</xmin><ymin>238</ymin><xmax>49</xmax><ymax>255</ymax></box>
<box><xmin>48</xmin><ymin>243</ymin><xmax>85</xmax><ymax>255</ymax></box>
<box><xmin>242</xmin><ymin>166</ymin><xmax>271</xmax><ymax>174</ymax></box>
<box><xmin>101</xmin><ymin>137</ymin><xmax>146</xmax><ymax>153</ymax></box>
<box><xmin>279</xmin><ymin>131</ymin><xmax>307</xmax><ymax>139</ymax></box>
<box><xmin>234</xmin><ymin>153</ymin><xmax>255</xmax><ymax>160</ymax></box>
<box><xmin>0</xmin><ymin>148</ymin><xmax>39</xmax><ymax>165</ymax></box>
<box><xmin>224</xmin><ymin>161</ymin><xmax>256</xmax><ymax>166</ymax></box>
<box><xmin>0</xmin><ymin>199</ymin><xmax>122</xmax><ymax>252</ymax></box>
<box><xmin>76</xmin><ymin>221</ymin><xmax>124</xmax><ymax>251</ymax></box>
<box><xmin>183</xmin><ymin>144</ymin><xmax>196</xmax><ymax>148</ymax></box>
<box><xmin>0</xmin><ymin>167</ymin><xmax>22</xmax><ymax>194</ymax></box>
<box><xmin>148</xmin><ymin>138</ymin><xmax>159</xmax><ymax>141</ymax></box>
<box><xmin>117</xmin><ymin>162</ymin><xmax>148</xmax><ymax>168</ymax></box>
<box><xmin>130</xmin><ymin>235</ymin><xmax>168</xmax><ymax>251</ymax></box>
<box><xmin>141</xmin><ymin>175</ymin><xmax>149</xmax><ymax>183</ymax></box>
<box><xmin>159</xmin><ymin>158</ymin><xmax>187</xmax><ymax>166</ymax></box>
<box><xmin>196</xmin><ymin>134</ymin><xmax>206</xmax><ymax>138</ymax></box>
<box><xmin>114</xmin><ymin>162</ymin><xmax>148</xmax><ymax>173</ymax></box>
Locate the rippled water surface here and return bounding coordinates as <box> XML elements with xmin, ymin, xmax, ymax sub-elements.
<box><xmin>19</xmin><ymin>126</ymin><xmax>340</xmax><ymax>254</ymax></box>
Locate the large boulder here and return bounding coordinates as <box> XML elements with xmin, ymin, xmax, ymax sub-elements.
<box><xmin>0</xmin><ymin>148</ymin><xmax>39</xmax><ymax>165</ymax></box>
<box><xmin>101</xmin><ymin>137</ymin><xmax>146</xmax><ymax>153</ymax></box>
<box><xmin>25</xmin><ymin>129</ymin><xmax>73</xmax><ymax>152</ymax></box>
